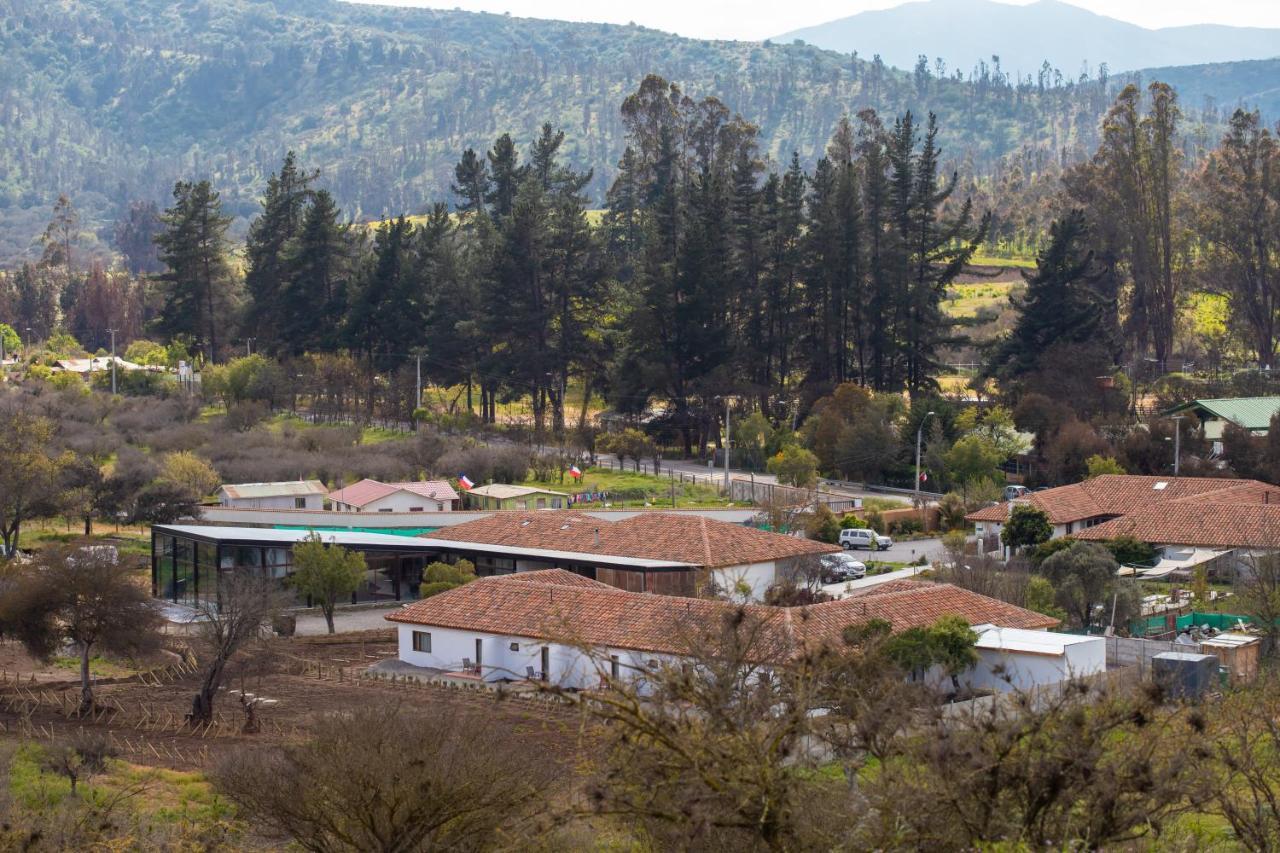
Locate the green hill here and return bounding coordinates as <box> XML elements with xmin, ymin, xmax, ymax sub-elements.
<box><xmin>0</xmin><ymin>0</ymin><xmax>1235</xmax><ymax>261</ymax></box>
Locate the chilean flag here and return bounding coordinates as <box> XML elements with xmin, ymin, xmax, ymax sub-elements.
<box><xmin>569</xmin><ymin>464</ymin><xmax>583</xmax><ymax>480</ymax></box>
<box><xmin>458</xmin><ymin>474</ymin><xmax>475</xmax><ymax>491</ymax></box>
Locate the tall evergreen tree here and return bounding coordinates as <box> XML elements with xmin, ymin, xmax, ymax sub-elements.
<box><xmin>244</xmin><ymin>152</ymin><xmax>318</xmax><ymax>352</ymax></box>
<box><xmin>1198</xmin><ymin>109</ymin><xmax>1280</xmax><ymax>368</ymax></box>
<box><xmin>988</xmin><ymin>209</ymin><xmax>1107</xmax><ymax>383</ymax></box>
<box><xmin>280</xmin><ymin>189</ymin><xmax>353</xmax><ymax>355</ymax></box>
<box><xmin>155</xmin><ymin>180</ymin><xmax>234</xmax><ymax>362</ymax></box>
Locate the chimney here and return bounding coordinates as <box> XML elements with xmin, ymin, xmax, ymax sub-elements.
<box><xmin>594</xmin><ymin>528</ymin><xmax>600</xmax><ymax>548</ymax></box>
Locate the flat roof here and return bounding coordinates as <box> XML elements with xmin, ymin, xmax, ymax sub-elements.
<box><xmin>417</xmin><ymin>536</ymin><xmax>695</xmax><ymax>569</ymax></box>
<box><xmin>154</xmin><ymin>525</ymin><xmax>694</xmax><ymax>569</ymax></box>
<box><xmin>154</xmin><ymin>525</ymin><xmax>445</xmax><ymax>552</ymax></box>
<box><xmin>973</xmin><ymin>624</ymin><xmax>1102</xmax><ymax>656</ymax></box>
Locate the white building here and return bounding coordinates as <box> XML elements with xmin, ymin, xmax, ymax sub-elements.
<box><xmin>328</xmin><ymin>479</ymin><xmax>461</xmax><ymax>513</ymax></box>
<box><xmin>217</xmin><ymin>480</ymin><xmax>329</xmax><ymax>510</ymax></box>
<box><xmin>964</xmin><ymin>624</ymin><xmax>1106</xmax><ymax>693</ymax></box>
<box><xmin>388</xmin><ymin>571</ymin><xmax>1066</xmax><ymax>690</ymax></box>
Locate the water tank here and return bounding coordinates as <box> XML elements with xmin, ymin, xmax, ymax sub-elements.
<box><xmin>1152</xmin><ymin>652</ymin><xmax>1219</xmax><ymax>700</ymax></box>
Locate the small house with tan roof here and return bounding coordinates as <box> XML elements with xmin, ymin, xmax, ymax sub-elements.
<box><xmin>217</xmin><ymin>480</ymin><xmax>329</xmax><ymax>510</ymax></box>
<box><xmin>386</xmin><ymin>569</ymin><xmax>1069</xmax><ymax>690</ymax></box>
<box><xmin>420</xmin><ymin>511</ymin><xmax>841</xmax><ymax>600</ymax></box>
<box><xmin>328</xmin><ymin>478</ymin><xmax>461</xmax><ymax>513</ymax></box>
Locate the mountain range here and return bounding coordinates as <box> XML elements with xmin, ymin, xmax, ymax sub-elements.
<box><xmin>778</xmin><ymin>0</ymin><xmax>1280</xmax><ymax>78</ymax></box>
<box><xmin>1</xmin><ymin>0</ymin><xmax>1279</xmax><ymax>263</ymax></box>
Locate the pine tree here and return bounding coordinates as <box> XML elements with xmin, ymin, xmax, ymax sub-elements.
<box><xmin>280</xmin><ymin>189</ymin><xmax>352</xmax><ymax>355</ymax></box>
<box><xmin>452</xmin><ymin>148</ymin><xmax>490</xmax><ymax>218</ymax></box>
<box><xmin>244</xmin><ymin>152</ymin><xmax>318</xmax><ymax>352</ymax></box>
<box><xmin>155</xmin><ymin>180</ymin><xmax>234</xmax><ymax>362</ymax></box>
<box><xmin>989</xmin><ymin>209</ymin><xmax>1106</xmax><ymax>383</ymax></box>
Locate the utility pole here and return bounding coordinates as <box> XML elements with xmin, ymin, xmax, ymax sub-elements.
<box><xmin>915</xmin><ymin>410</ymin><xmax>936</xmax><ymax>511</ymax></box>
<box><xmin>245</xmin><ymin>338</ymin><xmax>255</xmax><ymax>358</ymax></box>
<box><xmin>724</xmin><ymin>398</ymin><xmax>731</xmax><ymax>492</ymax></box>
<box><xmin>415</xmin><ymin>352</ymin><xmax>423</xmax><ymax>412</ymax></box>
<box><xmin>1170</xmin><ymin>415</ymin><xmax>1185</xmax><ymax>476</ymax></box>
<box><xmin>106</xmin><ymin>328</ymin><xmax>117</xmax><ymax>395</ymax></box>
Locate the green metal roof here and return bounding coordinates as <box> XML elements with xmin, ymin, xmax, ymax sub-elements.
<box><xmin>1166</xmin><ymin>397</ymin><xmax>1280</xmax><ymax>431</ymax></box>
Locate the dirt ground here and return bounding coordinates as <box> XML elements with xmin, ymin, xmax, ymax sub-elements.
<box><xmin>0</xmin><ymin>632</ymin><xmax>582</xmax><ymax>771</ymax></box>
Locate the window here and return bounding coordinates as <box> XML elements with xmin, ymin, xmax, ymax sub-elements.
<box><xmin>378</xmin><ymin>508</ymin><xmax>393</xmax><ymax>513</ymax></box>
<box><xmin>510</xmin><ymin>642</ymin><xmax>520</xmax><ymax>652</ymax></box>
<box><xmin>610</xmin><ymin>655</ymin><xmax>620</xmax><ymax>680</ymax></box>
<box><xmin>294</xmin><ymin>497</ymin><xmax>307</xmax><ymax>509</ymax></box>
<box><xmin>412</xmin><ymin>631</ymin><xmax>432</xmax><ymax>653</ymax></box>
<box><xmin>409</xmin><ymin>506</ymin><xmax>424</xmax><ymax>513</ymax></box>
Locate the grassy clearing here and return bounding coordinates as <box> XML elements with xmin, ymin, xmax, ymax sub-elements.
<box><xmin>969</xmin><ymin>254</ymin><xmax>1036</xmax><ymax>269</ymax></box>
<box><xmin>522</xmin><ymin>466</ymin><xmax>740</xmax><ymax>508</ymax></box>
<box><xmin>7</xmin><ymin>743</ymin><xmax>239</xmax><ymax>834</ymax></box>
<box><xmin>52</xmin><ymin>656</ymin><xmax>138</xmax><ymax>679</ymax></box>
<box><xmin>941</xmin><ymin>281</ymin><xmax>1016</xmax><ymax>318</ymax></box>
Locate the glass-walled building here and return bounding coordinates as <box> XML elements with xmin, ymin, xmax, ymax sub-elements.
<box><xmin>151</xmin><ymin>525</ymin><xmax>449</xmax><ymax>608</ymax></box>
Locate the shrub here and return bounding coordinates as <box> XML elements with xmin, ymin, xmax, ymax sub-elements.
<box><xmin>891</xmin><ymin>519</ymin><xmax>923</xmax><ymax>536</ymax></box>
<box><xmin>804</xmin><ymin>505</ymin><xmax>842</xmax><ymax>544</ymax></box>
<box><xmin>840</xmin><ymin>514</ymin><xmax>868</xmax><ymax>530</ymax></box>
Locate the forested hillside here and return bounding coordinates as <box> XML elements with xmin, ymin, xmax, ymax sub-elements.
<box><xmin>0</xmin><ymin>0</ymin><xmax>1224</xmax><ymax>261</ymax></box>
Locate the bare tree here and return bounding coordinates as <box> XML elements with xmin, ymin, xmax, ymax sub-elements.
<box><xmin>0</xmin><ymin>543</ymin><xmax>163</xmax><ymax>713</ymax></box>
<box><xmin>188</xmin><ymin>571</ymin><xmax>288</xmax><ymax>725</ymax></box>
<box><xmin>547</xmin><ymin>608</ymin><xmax>860</xmax><ymax>850</ymax></box>
<box><xmin>1237</xmin><ymin>551</ymin><xmax>1280</xmax><ymax>653</ymax></box>
<box><xmin>864</xmin><ymin>681</ymin><xmax>1199</xmax><ymax>849</ymax></box>
<box><xmin>43</xmin><ymin>730</ymin><xmax>115</xmax><ymax>795</ymax></box>
<box><xmin>1205</xmin><ymin>673</ymin><xmax>1280</xmax><ymax>850</ymax></box>
<box><xmin>214</xmin><ymin>701</ymin><xmax>558</xmax><ymax>852</ymax></box>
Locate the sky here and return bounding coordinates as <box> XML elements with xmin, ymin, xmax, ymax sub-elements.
<box><xmin>346</xmin><ymin>0</ymin><xmax>1280</xmax><ymax>40</ymax></box>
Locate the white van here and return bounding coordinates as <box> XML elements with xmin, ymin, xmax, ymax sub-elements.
<box><xmin>838</xmin><ymin>528</ymin><xmax>893</xmax><ymax>551</ymax></box>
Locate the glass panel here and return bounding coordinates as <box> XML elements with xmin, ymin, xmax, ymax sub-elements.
<box><xmin>233</xmin><ymin>546</ymin><xmax>262</xmax><ymax>568</ymax></box>
<box><xmin>356</xmin><ymin>554</ymin><xmax>398</xmax><ymax>602</ymax></box>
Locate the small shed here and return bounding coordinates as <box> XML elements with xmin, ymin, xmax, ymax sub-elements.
<box><xmin>966</xmin><ymin>625</ymin><xmax>1106</xmax><ymax>693</ymax></box>
<box><xmin>1200</xmin><ymin>632</ymin><xmax>1261</xmax><ymax>684</ymax></box>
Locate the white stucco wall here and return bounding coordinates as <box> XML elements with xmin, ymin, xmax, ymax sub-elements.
<box><xmin>710</xmin><ymin>561</ymin><xmax>777</xmax><ymax>601</ymax></box>
<box><xmin>340</xmin><ymin>490</ymin><xmax>452</xmax><ymax>513</ymax></box>
<box><xmin>221</xmin><ymin>493</ymin><xmax>324</xmax><ymax>510</ymax></box>
<box><xmin>396</xmin><ymin>624</ymin><xmax>671</xmax><ymax>689</ymax></box>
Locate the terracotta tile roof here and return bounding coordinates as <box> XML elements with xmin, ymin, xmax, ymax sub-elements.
<box><xmin>329</xmin><ymin>478</ymin><xmax>459</xmax><ymax>508</ymax></box>
<box><xmin>965</xmin><ymin>475</ymin><xmax>1274</xmax><ymax>525</ymax></box>
<box><xmin>498</xmin><ymin>568</ymin><xmax>613</xmax><ymax>589</ymax></box>
<box><xmin>1075</xmin><ymin>503</ymin><xmax>1280</xmax><ymax>549</ymax></box>
<box><xmin>387</xmin><ymin>571</ymin><xmax>1058</xmax><ymax>659</ymax></box>
<box><xmin>844</xmin><ymin>578</ymin><xmax>935</xmax><ymax>597</ymax></box>
<box><xmin>421</xmin><ymin>512</ymin><xmax>840</xmax><ymax>568</ymax></box>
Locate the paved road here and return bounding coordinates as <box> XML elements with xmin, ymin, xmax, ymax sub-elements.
<box><xmin>838</xmin><ymin>536</ymin><xmax>948</xmax><ymax>565</ymax></box>
<box><xmin>294</xmin><ymin>605</ymin><xmax>402</xmax><ymax>636</ymax></box>
<box><xmin>822</xmin><ymin>564</ymin><xmax>934</xmax><ymax>599</ymax></box>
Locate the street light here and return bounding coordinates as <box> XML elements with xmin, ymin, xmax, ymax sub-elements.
<box><xmin>915</xmin><ymin>411</ymin><xmax>936</xmax><ymax>508</ymax></box>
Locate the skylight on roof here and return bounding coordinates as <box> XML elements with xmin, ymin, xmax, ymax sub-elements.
<box><xmin>520</xmin><ymin>520</ymin><xmax>531</xmax><ymax>526</ymax></box>
<box><xmin>1154</xmin><ymin>482</ymin><xmax>1168</xmax><ymax>490</ymax></box>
